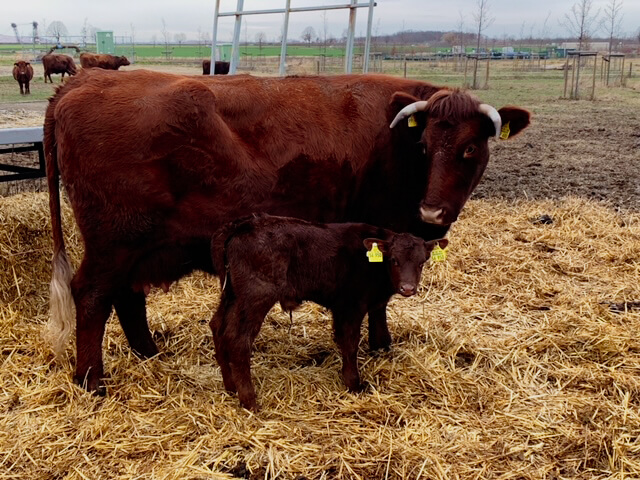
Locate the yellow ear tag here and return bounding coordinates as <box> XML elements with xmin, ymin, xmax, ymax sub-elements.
<box><xmin>408</xmin><ymin>114</ymin><xmax>418</xmax><ymax>128</ymax></box>
<box><xmin>367</xmin><ymin>243</ymin><xmax>384</xmax><ymax>263</ymax></box>
<box><xmin>499</xmin><ymin>121</ymin><xmax>510</xmax><ymax>140</ymax></box>
<box><xmin>430</xmin><ymin>245</ymin><xmax>447</xmax><ymax>263</ymax></box>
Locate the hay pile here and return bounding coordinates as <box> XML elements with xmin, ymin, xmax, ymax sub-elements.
<box><xmin>0</xmin><ymin>192</ymin><xmax>639</xmax><ymax>479</ymax></box>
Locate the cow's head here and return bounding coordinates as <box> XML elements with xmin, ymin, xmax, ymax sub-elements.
<box><xmin>364</xmin><ymin>235</ymin><xmax>448</xmax><ymax>297</ymax></box>
<box><xmin>13</xmin><ymin>61</ymin><xmax>31</xmax><ymax>74</ymax></box>
<box><xmin>390</xmin><ymin>89</ymin><xmax>530</xmax><ymax>226</ymax></box>
<box><xmin>119</xmin><ymin>56</ymin><xmax>131</xmax><ymax>67</ymax></box>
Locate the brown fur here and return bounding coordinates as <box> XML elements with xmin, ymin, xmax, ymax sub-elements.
<box><xmin>42</xmin><ymin>54</ymin><xmax>77</xmax><ymax>83</ymax></box>
<box><xmin>12</xmin><ymin>61</ymin><xmax>33</xmax><ymax>95</ymax></box>
<box><xmin>210</xmin><ymin>214</ymin><xmax>446</xmax><ymax>410</ymax></box>
<box><xmin>80</xmin><ymin>53</ymin><xmax>130</xmax><ymax>70</ymax></box>
<box><xmin>44</xmin><ymin>69</ymin><xmax>530</xmax><ymax>391</ymax></box>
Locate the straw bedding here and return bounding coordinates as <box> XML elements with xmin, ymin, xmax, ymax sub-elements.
<box><xmin>0</xmin><ymin>192</ymin><xmax>639</xmax><ymax>479</ymax></box>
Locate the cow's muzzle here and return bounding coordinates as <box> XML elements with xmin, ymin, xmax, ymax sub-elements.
<box><xmin>420</xmin><ymin>205</ymin><xmax>457</xmax><ymax>226</ymax></box>
<box><xmin>398</xmin><ymin>283</ymin><xmax>417</xmax><ymax>297</ymax></box>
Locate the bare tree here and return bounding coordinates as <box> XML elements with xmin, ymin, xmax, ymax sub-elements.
<box><xmin>473</xmin><ymin>0</ymin><xmax>494</xmax><ymax>53</ymax></box>
<box><xmin>456</xmin><ymin>11</ymin><xmax>466</xmax><ymax>54</ymax></box>
<box><xmin>46</xmin><ymin>21</ymin><xmax>68</xmax><ymax>44</ymax></box>
<box><xmin>130</xmin><ymin>23</ymin><xmax>136</xmax><ymax>60</ymax></box>
<box><xmin>151</xmin><ymin>34</ymin><xmax>157</xmax><ymax>48</ymax></box>
<box><xmin>561</xmin><ymin>0</ymin><xmax>600</xmax><ymax>50</ymax></box>
<box><xmin>255</xmin><ymin>32</ymin><xmax>267</xmax><ymax>55</ymax></box>
<box><xmin>471</xmin><ymin>0</ymin><xmax>494</xmax><ymax>88</ymax></box>
<box><xmin>301</xmin><ymin>26</ymin><xmax>316</xmax><ymax>46</ymax></box>
<box><xmin>81</xmin><ymin>18</ymin><xmax>89</xmax><ymax>47</ymax></box>
<box><xmin>602</xmin><ymin>0</ymin><xmax>623</xmax><ymax>54</ymax></box>
<box><xmin>537</xmin><ymin>11</ymin><xmax>552</xmax><ymax>55</ymax></box>
<box><xmin>174</xmin><ymin>33</ymin><xmax>187</xmax><ymax>46</ymax></box>
<box><xmin>161</xmin><ymin>18</ymin><xmax>171</xmax><ymax>58</ymax></box>
<box><xmin>320</xmin><ymin>11</ymin><xmax>330</xmax><ymax>54</ymax></box>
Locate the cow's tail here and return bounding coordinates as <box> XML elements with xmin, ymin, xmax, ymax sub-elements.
<box><xmin>43</xmin><ymin>106</ymin><xmax>74</xmax><ymax>358</ymax></box>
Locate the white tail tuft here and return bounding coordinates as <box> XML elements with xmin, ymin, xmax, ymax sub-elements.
<box><xmin>45</xmin><ymin>250</ymin><xmax>75</xmax><ymax>358</ymax></box>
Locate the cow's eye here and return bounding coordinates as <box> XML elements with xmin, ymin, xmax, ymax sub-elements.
<box><xmin>464</xmin><ymin>145</ymin><xmax>476</xmax><ymax>158</ymax></box>
<box><xmin>391</xmin><ymin>258</ymin><xmax>399</xmax><ymax>266</ymax></box>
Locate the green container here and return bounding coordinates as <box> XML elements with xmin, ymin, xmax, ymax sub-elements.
<box><xmin>96</xmin><ymin>31</ymin><xmax>115</xmax><ymax>54</ymax></box>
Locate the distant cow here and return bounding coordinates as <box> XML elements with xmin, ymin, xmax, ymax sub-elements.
<box><xmin>210</xmin><ymin>214</ymin><xmax>447</xmax><ymax>410</ymax></box>
<box><xmin>80</xmin><ymin>52</ymin><xmax>130</xmax><ymax>70</ymax></box>
<box><xmin>202</xmin><ymin>59</ymin><xmax>230</xmax><ymax>75</ymax></box>
<box><xmin>13</xmin><ymin>61</ymin><xmax>34</xmax><ymax>95</ymax></box>
<box><xmin>42</xmin><ymin>54</ymin><xmax>77</xmax><ymax>83</ymax></box>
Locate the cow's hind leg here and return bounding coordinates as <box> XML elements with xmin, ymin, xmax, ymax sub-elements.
<box><xmin>368</xmin><ymin>304</ymin><xmax>392</xmax><ymax>351</ymax></box>
<box><xmin>72</xmin><ymin>256</ymin><xmax>118</xmax><ymax>393</ymax></box>
<box><xmin>113</xmin><ymin>287</ymin><xmax>158</xmax><ymax>359</ymax></box>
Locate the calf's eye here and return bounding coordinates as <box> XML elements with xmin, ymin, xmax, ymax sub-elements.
<box><xmin>464</xmin><ymin>145</ymin><xmax>476</xmax><ymax>158</ymax></box>
<box><xmin>392</xmin><ymin>258</ymin><xmax>399</xmax><ymax>266</ymax></box>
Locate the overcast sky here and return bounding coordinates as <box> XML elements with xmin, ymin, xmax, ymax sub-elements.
<box><xmin>4</xmin><ymin>0</ymin><xmax>640</xmax><ymax>43</ymax></box>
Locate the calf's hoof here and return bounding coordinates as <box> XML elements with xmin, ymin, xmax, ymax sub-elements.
<box><xmin>238</xmin><ymin>396</ymin><xmax>259</xmax><ymax>412</ymax></box>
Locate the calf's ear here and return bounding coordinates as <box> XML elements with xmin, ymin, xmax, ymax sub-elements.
<box><xmin>497</xmin><ymin>107</ymin><xmax>531</xmax><ymax>139</ymax></box>
<box><xmin>363</xmin><ymin>238</ymin><xmax>387</xmax><ymax>254</ymax></box>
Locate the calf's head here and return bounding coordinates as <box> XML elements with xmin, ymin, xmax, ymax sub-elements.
<box><xmin>390</xmin><ymin>89</ymin><xmax>530</xmax><ymax>226</ymax></box>
<box><xmin>364</xmin><ymin>234</ymin><xmax>448</xmax><ymax>297</ymax></box>
<box><xmin>119</xmin><ymin>56</ymin><xmax>131</xmax><ymax>67</ymax></box>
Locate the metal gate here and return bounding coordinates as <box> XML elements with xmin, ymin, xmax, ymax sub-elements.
<box><xmin>209</xmin><ymin>0</ymin><xmax>376</xmax><ymax>76</ymax></box>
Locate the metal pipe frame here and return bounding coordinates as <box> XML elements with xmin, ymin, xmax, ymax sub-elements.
<box><xmin>211</xmin><ymin>1</ymin><xmax>376</xmax><ymax>76</ymax></box>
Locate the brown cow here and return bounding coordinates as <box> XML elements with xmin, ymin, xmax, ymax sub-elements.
<box><xmin>42</xmin><ymin>54</ymin><xmax>77</xmax><ymax>83</ymax></box>
<box><xmin>211</xmin><ymin>214</ymin><xmax>448</xmax><ymax>410</ymax></box>
<box><xmin>202</xmin><ymin>59</ymin><xmax>230</xmax><ymax>75</ymax></box>
<box><xmin>13</xmin><ymin>61</ymin><xmax>34</xmax><ymax>95</ymax></box>
<box><xmin>80</xmin><ymin>52</ymin><xmax>130</xmax><ymax>70</ymax></box>
<box><xmin>44</xmin><ymin>69</ymin><xmax>530</xmax><ymax>392</ymax></box>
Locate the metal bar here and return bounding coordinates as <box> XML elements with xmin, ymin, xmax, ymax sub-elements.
<box><xmin>362</xmin><ymin>0</ymin><xmax>375</xmax><ymax>73</ymax></box>
<box><xmin>345</xmin><ymin>0</ymin><xmax>357</xmax><ymax>73</ymax></box>
<box><xmin>0</xmin><ymin>145</ymin><xmax>42</xmax><ymax>155</ymax></box>
<box><xmin>0</xmin><ymin>171</ymin><xmax>46</xmax><ymax>182</ymax></box>
<box><xmin>209</xmin><ymin>0</ymin><xmax>220</xmax><ymax>75</ymax></box>
<box><xmin>0</xmin><ymin>127</ymin><xmax>43</xmax><ymax>144</ymax></box>
<box><xmin>217</xmin><ymin>3</ymin><xmax>373</xmax><ymax>16</ymax></box>
<box><xmin>278</xmin><ymin>0</ymin><xmax>292</xmax><ymax>76</ymax></box>
<box><xmin>0</xmin><ymin>164</ymin><xmax>43</xmax><ymax>174</ymax></box>
<box><xmin>229</xmin><ymin>0</ymin><xmax>244</xmax><ymax>74</ymax></box>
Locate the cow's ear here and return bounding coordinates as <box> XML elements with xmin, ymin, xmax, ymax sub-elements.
<box><xmin>497</xmin><ymin>106</ymin><xmax>531</xmax><ymax>139</ymax></box>
<box><xmin>14</xmin><ymin>62</ymin><xmax>18</xmax><ymax>66</ymax></box>
<box><xmin>363</xmin><ymin>238</ymin><xmax>387</xmax><ymax>254</ymax></box>
<box><xmin>389</xmin><ymin>92</ymin><xmax>426</xmax><ymax>139</ymax></box>
<box><xmin>426</xmin><ymin>238</ymin><xmax>448</xmax><ymax>250</ymax></box>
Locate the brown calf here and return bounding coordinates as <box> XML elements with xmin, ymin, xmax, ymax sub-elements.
<box><xmin>13</xmin><ymin>61</ymin><xmax>34</xmax><ymax>95</ymax></box>
<box><xmin>210</xmin><ymin>214</ymin><xmax>447</xmax><ymax>410</ymax></box>
<box><xmin>42</xmin><ymin>54</ymin><xmax>77</xmax><ymax>83</ymax></box>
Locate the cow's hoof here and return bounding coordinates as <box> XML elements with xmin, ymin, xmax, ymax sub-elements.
<box><xmin>74</xmin><ymin>373</ymin><xmax>106</xmax><ymax>396</ymax></box>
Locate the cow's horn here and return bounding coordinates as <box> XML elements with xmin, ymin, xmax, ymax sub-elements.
<box><xmin>479</xmin><ymin>104</ymin><xmax>502</xmax><ymax>139</ymax></box>
<box><xmin>389</xmin><ymin>101</ymin><xmax>428</xmax><ymax>129</ymax></box>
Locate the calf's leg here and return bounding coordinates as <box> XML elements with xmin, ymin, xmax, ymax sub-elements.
<box><xmin>210</xmin><ymin>293</ymin><xmax>237</xmax><ymax>393</ymax></box>
<box><xmin>367</xmin><ymin>304</ymin><xmax>392</xmax><ymax>351</ymax></box>
<box><xmin>332</xmin><ymin>307</ymin><xmax>367</xmax><ymax>392</ymax></box>
<box><xmin>224</xmin><ymin>296</ymin><xmax>274</xmax><ymax>411</ymax></box>
<box><xmin>113</xmin><ymin>287</ymin><xmax>158</xmax><ymax>359</ymax></box>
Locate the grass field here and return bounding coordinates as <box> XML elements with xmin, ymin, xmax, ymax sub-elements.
<box><xmin>1</xmin><ymin>59</ymin><xmax>640</xmax><ymax>479</ymax></box>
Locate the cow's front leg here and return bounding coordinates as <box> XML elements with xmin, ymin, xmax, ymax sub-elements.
<box><xmin>113</xmin><ymin>287</ymin><xmax>158</xmax><ymax>359</ymax></box>
<box><xmin>368</xmin><ymin>304</ymin><xmax>392</xmax><ymax>351</ymax></box>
